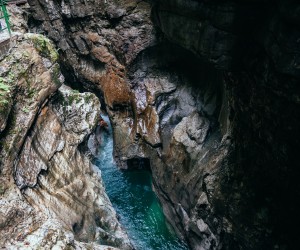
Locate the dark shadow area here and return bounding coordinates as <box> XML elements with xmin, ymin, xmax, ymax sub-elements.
<box><xmin>72</xmin><ymin>217</ymin><xmax>85</xmax><ymax>236</ymax></box>
<box><xmin>126</xmin><ymin>157</ymin><xmax>151</xmax><ymax>171</ymax></box>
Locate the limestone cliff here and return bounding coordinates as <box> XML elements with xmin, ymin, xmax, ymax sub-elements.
<box><xmin>23</xmin><ymin>0</ymin><xmax>230</xmax><ymax>248</ymax></box>
<box><xmin>10</xmin><ymin>0</ymin><xmax>300</xmax><ymax>249</ymax></box>
<box><xmin>0</xmin><ymin>31</ymin><xmax>131</xmax><ymax>249</ymax></box>
<box><xmin>153</xmin><ymin>1</ymin><xmax>300</xmax><ymax>249</ymax></box>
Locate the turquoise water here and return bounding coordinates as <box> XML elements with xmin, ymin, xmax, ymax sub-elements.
<box><xmin>93</xmin><ymin>116</ymin><xmax>188</xmax><ymax>250</ymax></box>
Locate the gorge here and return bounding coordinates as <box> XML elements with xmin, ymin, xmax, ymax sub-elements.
<box><xmin>89</xmin><ymin>114</ymin><xmax>188</xmax><ymax>249</ymax></box>
<box><xmin>0</xmin><ymin>0</ymin><xmax>300</xmax><ymax>249</ymax></box>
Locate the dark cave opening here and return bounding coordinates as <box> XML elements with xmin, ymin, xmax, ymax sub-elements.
<box><xmin>126</xmin><ymin>157</ymin><xmax>151</xmax><ymax>171</ymax></box>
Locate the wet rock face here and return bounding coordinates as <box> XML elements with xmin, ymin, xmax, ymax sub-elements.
<box><xmin>26</xmin><ymin>0</ymin><xmax>162</xmax><ymax>169</ymax></box>
<box><xmin>153</xmin><ymin>0</ymin><xmax>300</xmax><ymax>249</ymax></box>
<box><xmin>0</xmin><ymin>33</ymin><xmax>61</xmax><ymax>246</ymax></box>
<box><xmin>14</xmin><ymin>86</ymin><xmax>99</xmax><ymax>191</ymax></box>
<box><xmin>0</xmin><ymin>33</ymin><xmax>62</xmax><ymax>178</ymax></box>
<box><xmin>153</xmin><ymin>0</ymin><xmax>300</xmax><ymax>76</ymax></box>
<box><xmin>26</xmin><ymin>0</ymin><xmax>300</xmax><ymax>249</ymax></box>
<box><xmin>0</xmin><ymin>30</ymin><xmax>131</xmax><ymax>249</ymax></box>
<box><xmin>14</xmin><ymin>85</ymin><xmax>131</xmax><ymax>249</ymax></box>
<box><xmin>28</xmin><ymin>0</ymin><xmax>157</xmax><ymax>107</ymax></box>
<box><xmin>127</xmin><ymin>44</ymin><xmax>228</xmax><ymax>249</ymax></box>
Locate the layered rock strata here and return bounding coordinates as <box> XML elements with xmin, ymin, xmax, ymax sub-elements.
<box><xmin>0</xmin><ymin>31</ymin><xmax>131</xmax><ymax>249</ymax></box>
<box><xmin>25</xmin><ymin>0</ymin><xmax>300</xmax><ymax>249</ymax></box>
<box><xmin>153</xmin><ymin>0</ymin><xmax>300</xmax><ymax>249</ymax></box>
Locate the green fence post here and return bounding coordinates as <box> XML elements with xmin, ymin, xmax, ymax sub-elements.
<box><xmin>0</xmin><ymin>0</ymin><xmax>11</xmax><ymax>36</ymax></box>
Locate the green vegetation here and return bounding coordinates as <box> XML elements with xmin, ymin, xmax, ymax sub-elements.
<box><xmin>0</xmin><ymin>32</ymin><xmax>64</xmax><ymax>164</ymax></box>
<box><xmin>0</xmin><ymin>184</ymin><xmax>5</xmax><ymax>195</ymax></box>
<box><xmin>25</xmin><ymin>33</ymin><xmax>59</xmax><ymax>63</ymax></box>
<box><xmin>67</xmin><ymin>89</ymin><xmax>82</xmax><ymax>104</ymax></box>
<box><xmin>71</xmin><ymin>89</ymin><xmax>80</xmax><ymax>94</ymax></box>
<box><xmin>1</xmin><ymin>34</ymin><xmax>60</xmax><ymax>110</ymax></box>
<box><xmin>22</xmin><ymin>107</ymin><xmax>29</xmax><ymax>113</ymax></box>
<box><xmin>53</xmin><ymin>90</ymin><xmax>83</xmax><ymax>114</ymax></box>
<box><xmin>51</xmin><ymin>63</ymin><xmax>62</xmax><ymax>86</ymax></box>
<box><xmin>0</xmin><ymin>81</ymin><xmax>10</xmax><ymax>96</ymax></box>
<box><xmin>68</xmin><ymin>93</ymin><xmax>81</xmax><ymax>104</ymax></box>
<box><xmin>84</xmin><ymin>93</ymin><xmax>94</xmax><ymax>103</ymax></box>
<box><xmin>0</xmin><ymin>77</ymin><xmax>11</xmax><ymax>107</ymax></box>
<box><xmin>0</xmin><ymin>70</ymin><xmax>16</xmax><ymax>116</ymax></box>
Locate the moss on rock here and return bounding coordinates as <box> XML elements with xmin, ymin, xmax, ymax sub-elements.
<box><xmin>25</xmin><ymin>33</ymin><xmax>59</xmax><ymax>63</ymax></box>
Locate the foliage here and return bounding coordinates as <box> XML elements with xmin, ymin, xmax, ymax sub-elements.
<box><xmin>0</xmin><ymin>78</ymin><xmax>10</xmax><ymax>105</ymax></box>
<box><xmin>22</xmin><ymin>107</ymin><xmax>29</xmax><ymax>113</ymax></box>
<box><xmin>25</xmin><ymin>33</ymin><xmax>59</xmax><ymax>63</ymax></box>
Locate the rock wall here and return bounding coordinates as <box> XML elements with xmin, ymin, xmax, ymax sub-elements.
<box><xmin>153</xmin><ymin>0</ymin><xmax>300</xmax><ymax>249</ymax></box>
<box><xmin>25</xmin><ymin>0</ymin><xmax>229</xmax><ymax>248</ymax></box>
<box><xmin>0</xmin><ymin>31</ymin><xmax>131</xmax><ymax>249</ymax></box>
<box><xmin>125</xmin><ymin>39</ymin><xmax>229</xmax><ymax>250</ymax></box>
<box><xmin>24</xmin><ymin>0</ymin><xmax>300</xmax><ymax>249</ymax></box>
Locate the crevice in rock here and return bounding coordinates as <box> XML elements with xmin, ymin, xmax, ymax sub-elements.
<box><xmin>9</xmin><ymin>0</ymin><xmax>299</xmax><ymax>249</ymax></box>
<box><xmin>72</xmin><ymin>217</ymin><xmax>85</xmax><ymax>235</ymax></box>
<box><xmin>13</xmin><ymin>99</ymin><xmax>52</xmax><ymax>189</ymax></box>
<box><xmin>126</xmin><ymin>157</ymin><xmax>151</xmax><ymax>171</ymax></box>
<box><xmin>107</xmin><ymin>15</ymin><xmax>124</xmax><ymax>28</ymax></box>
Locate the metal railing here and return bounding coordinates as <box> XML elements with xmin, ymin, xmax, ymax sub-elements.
<box><xmin>0</xmin><ymin>0</ymin><xmax>11</xmax><ymax>36</ymax></box>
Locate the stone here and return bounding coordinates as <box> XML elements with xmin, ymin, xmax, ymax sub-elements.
<box><xmin>9</xmin><ymin>0</ymin><xmax>300</xmax><ymax>249</ymax></box>
<box><xmin>0</xmin><ymin>16</ymin><xmax>131</xmax><ymax>247</ymax></box>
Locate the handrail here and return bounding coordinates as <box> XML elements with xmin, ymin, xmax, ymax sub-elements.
<box><xmin>0</xmin><ymin>0</ymin><xmax>11</xmax><ymax>35</ymax></box>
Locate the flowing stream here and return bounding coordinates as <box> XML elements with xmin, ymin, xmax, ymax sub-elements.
<box><xmin>93</xmin><ymin>115</ymin><xmax>188</xmax><ymax>250</ymax></box>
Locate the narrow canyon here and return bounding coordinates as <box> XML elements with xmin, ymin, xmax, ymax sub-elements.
<box><xmin>0</xmin><ymin>1</ymin><xmax>299</xmax><ymax>249</ymax></box>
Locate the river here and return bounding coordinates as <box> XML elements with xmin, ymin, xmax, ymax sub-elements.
<box><xmin>93</xmin><ymin>115</ymin><xmax>188</xmax><ymax>250</ymax></box>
